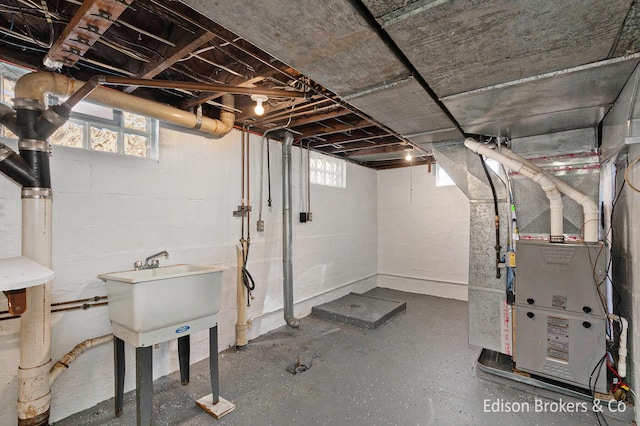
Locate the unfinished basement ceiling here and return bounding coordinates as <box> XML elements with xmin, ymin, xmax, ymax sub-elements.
<box><xmin>1</xmin><ymin>1</ymin><xmax>640</xmax><ymax>169</ymax></box>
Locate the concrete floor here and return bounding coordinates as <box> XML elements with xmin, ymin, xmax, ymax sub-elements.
<box><xmin>56</xmin><ymin>288</ymin><xmax>607</xmax><ymax>425</ymax></box>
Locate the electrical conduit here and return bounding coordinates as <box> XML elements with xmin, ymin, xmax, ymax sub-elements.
<box><xmin>465</xmin><ymin>138</ymin><xmax>564</xmax><ymax>243</ymax></box>
<box><xmin>282</xmin><ymin>132</ymin><xmax>300</xmax><ymax>327</ymax></box>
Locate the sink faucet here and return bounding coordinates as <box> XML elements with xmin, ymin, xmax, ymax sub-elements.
<box><xmin>134</xmin><ymin>251</ymin><xmax>169</xmax><ymax>270</ymax></box>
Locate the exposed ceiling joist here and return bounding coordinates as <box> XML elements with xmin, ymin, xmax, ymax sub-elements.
<box><xmin>43</xmin><ymin>0</ymin><xmax>133</xmax><ymax>69</ymax></box>
<box><xmin>123</xmin><ymin>31</ymin><xmax>216</xmax><ymax>93</ymax></box>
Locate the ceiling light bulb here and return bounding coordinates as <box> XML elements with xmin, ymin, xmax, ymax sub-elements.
<box><xmin>254</xmin><ymin>100</ymin><xmax>264</xmax><ymax>115</ymax></box>
<box><xmin>405</xmin><ymin>148</ymin><xmax>413</xmax><ymax>161</ymax></box>
<box><xmin>251</xmin><ymin>94</ymin><xmax>268</xmax><ymax>116</ymax></box>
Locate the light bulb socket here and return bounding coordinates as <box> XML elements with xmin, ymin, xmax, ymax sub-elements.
<box><xmin>405</xmin><ymin>147</ymin><xmax>413</xmax><ymax>161</ymax></box>
<box><xmin>251</xmin><ymin>94</ymin><xmax>268</xmax><ymax>116</ymax></box>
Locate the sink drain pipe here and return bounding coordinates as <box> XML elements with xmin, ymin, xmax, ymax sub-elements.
<box><xmin>0</xmin><ymin>71</ymin><xmax>242</xmax><ymax>426</ymax></box>
<box><xmin>282</xmin><ymin>132</ymin><xmax>300</xmax><ymax>328</ymax></box>
<box><xmin>0</xmin><ymin>94</ymin><xmax>59</xmax><ymax>426</ymax></box>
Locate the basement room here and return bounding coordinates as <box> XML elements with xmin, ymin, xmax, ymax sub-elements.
<box><xmin>1</xmin><ymin>1</ymin><xmax>639</xmax><ymax>425</ymax></box>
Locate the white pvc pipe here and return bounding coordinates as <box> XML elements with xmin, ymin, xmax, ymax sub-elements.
<box><xmin>464</xmin><ymin>138</ymin><xmax>564</xmax><ymax>242</ymax></box>
<box><xmin>49</xmin><ymin>334</ymin><xmax>113</xmax><ymax>385</ymax></box>
<box><xmin>15</xmin><ymin>72</ymin><xmax>235</xmax><ymax>137</ymax></box>
<box><xmin>609</xmin><ymin>314</ymin><xmax>629</xmax><ymax>378</ymax></box>
<box><xmin>18</xmin><ymin>196</ymin><xmax>52</xmax><ymax>423</ymax></box>
<box><xmin>500</xmin><ymin>147</ymin><xmax>599</xmax><ymax>243</ymax></box>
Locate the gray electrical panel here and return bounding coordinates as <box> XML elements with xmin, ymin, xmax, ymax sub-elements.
<box><xmin>515</xmin><ymin>240</ymin><xmax>608</xmax><ymax>393</ymax></box>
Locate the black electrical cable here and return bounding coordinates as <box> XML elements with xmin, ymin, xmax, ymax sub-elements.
<box><xmin>479</xmin><ymin>153</ymin><xmax>501</xmax><ymax>279</ymax></box>
<box><xmin>267</xmin><ymin>138</ymin><xmax>272</xmax><ymax>207</ymax></box>
<box><xmin>241</xmin><ymin>244</ymin><xmax>256</xmax><ymax>306</ymax></box>
<box><xmin>589</xmin><ymin>353</ymin><xmax>609</xmax><ymax>426</ymax></box>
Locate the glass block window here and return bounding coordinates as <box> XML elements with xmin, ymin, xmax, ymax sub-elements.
<box><xmin>0</xmin><ymin>61</ymin><xmax>158</xmax><ymax>159</ymax></box>
<box><xmin>310</xmin><ymin>151</ymin><xmax>346</xmax><ymax>188</ymax></box>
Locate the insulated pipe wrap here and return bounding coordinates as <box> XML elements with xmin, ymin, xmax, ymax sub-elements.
<box><xmin>15</xmin><ymin>72</ymin><xmax>236</xmax><ymax>137</ymax></box>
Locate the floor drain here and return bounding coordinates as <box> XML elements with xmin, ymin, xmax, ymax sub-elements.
<box><xmin>350</xmin><ymin>304</ymin><xmax>360</xmax><ymax>308</ymax></box>
<box><xmin>288</xmin><ymin>356</ymin><xmax>311</xmax><ymax>375</ymax></box>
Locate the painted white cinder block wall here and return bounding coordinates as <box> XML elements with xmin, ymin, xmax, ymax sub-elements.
<box><xmin>376</xmin><ymin>165</ymin><xmax>470</xmax><ymax>300</ymax></box>
<box><xmin>0</xmin><ymin>124</ymin><xmax>377</xmax><ymax>424</ymax></box>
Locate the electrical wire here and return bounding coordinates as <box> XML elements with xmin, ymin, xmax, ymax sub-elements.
<box><xmin>307</xmin><ymin>140</ymin><xmax>312</xmax><ymax>215</ymax></box>
<box><xmin>17</xmin><ymin>0</ymin><xmax>53</xmax><ymax>48</ymax></box>
<box><xmin>623</xmin><ymin>155</ymin><xmax>640</xmax><ymax>192</ymax></box>
<box><xmin>589</xmin><ymin>353</ymin><xmax>609</xmax><ymax>426</ymax></box>
<box><xmin>241</xmin><ymin>243</ymin><xmax>255</xmax><ymax>307</ymax></box>
<box><xmin>267</xmin><ymin>137</ymin><xmax>272</xmax><ymax>207</ymax></box>
<box><xmin>479</xmin><ymin>153</ymin><xmax>501</xmax><ymax>279</ymax></box>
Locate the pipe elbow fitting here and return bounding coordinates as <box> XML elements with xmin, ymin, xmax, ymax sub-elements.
<box><xmin>285</xmin><ymin>315</ymin><xmax>300</xmax><ymax>328</ymax></box>
<box><xmin>15</xmin><ymin>71</ymin><xmax>74</xmax><ymax>102</ymax></box>
<box><xmin>463</xmin><ymin>137</ymin><xmax>481</xmax><ymax>152</ymax></box>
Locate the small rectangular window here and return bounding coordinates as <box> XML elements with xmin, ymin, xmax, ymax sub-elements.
<box><xmin>310</xmin><ymin>151</ymin><xmax>346</xmax><ymax>188</ymax></box>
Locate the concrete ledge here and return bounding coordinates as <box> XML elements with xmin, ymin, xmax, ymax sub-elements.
<box><xmin>246</xmin><ymin>275</ymin><xmax>378</xmax><ymax>340</ymax></box>
<box><xmin>311</xmin><ymin>292</ymin><xmax>406</xmax><ymax>329</ymax></box>
<box><xmin>376</xmin><ymin>274</ymin><xmax>468</xmax><ymax>301</ymax></box>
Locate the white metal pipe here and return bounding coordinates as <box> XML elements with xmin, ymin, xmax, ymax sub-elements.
<box><xmin>465</xmin><ymin>138</ymin><xmax>564</xmax><ymax>242</ymax></box>
<box><xmin>500</xmin><ymin>146</ymin><xmax>599</xmax><ymax>243</ymax></box>
<box><xmin>49</xmin><ymin>334</ymin><xmax>113</xmax><ymax>385</ymax></box>
<box><xmin>15</xmin><ymin>72</ymin><xmax>235</xmax><ymax>137</ymax></box>
<box><xmin>18</xmin><ymin>196</ymin><xmax>53</xmax><ymax>424</ymax></box>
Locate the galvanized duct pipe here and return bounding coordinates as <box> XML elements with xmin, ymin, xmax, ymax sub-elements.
<box><xmin>282</xmin><ymin>132</ymin><xmax>300</xmax><ymax>328</ymax></box>
<box><xmin>499</xmin><ymin>146</ymin><xmax>599</xmax><ymax>243</ymax></box>
<box><xmin>465</xmin><ymin>138</ymin><xmax>564</xmax><ymax>243</ymax></box>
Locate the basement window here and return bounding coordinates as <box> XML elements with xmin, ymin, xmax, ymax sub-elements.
<box><xmin>310</xmin><ymin>151</ymin><xmax>346</xmax><ymax>188</ymax></box>
<box><xmin>0</xmin><ymin>62</ymin><xmax>158</xmax><ymax>159</ymax></box>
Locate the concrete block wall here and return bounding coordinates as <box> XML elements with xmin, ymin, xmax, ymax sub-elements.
<box><xmin>376</xmin><ymin>164</ymin><xmax>470</xmax><ymax>300</ymax></box>
<box><xmin>0</xmin><ymin>124</ymin><xmax>377</xmax><ymax>424</ymax></box>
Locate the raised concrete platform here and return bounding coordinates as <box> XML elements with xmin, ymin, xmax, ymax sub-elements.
<box><xmin>311</xmin><ymin>292</ymin><xmax>406</xmax><ymax>329</ymax></box>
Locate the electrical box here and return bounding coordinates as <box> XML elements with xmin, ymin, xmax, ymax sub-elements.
<box><xmin>515</xmin><ymin>240</ymin><xmax>607</xmax><ymax>393</ymax></box>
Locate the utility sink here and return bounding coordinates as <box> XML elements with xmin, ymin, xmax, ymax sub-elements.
<box><xmin>98</xmin><ymin>264</ymin><xmax>224</xmax><ymax>347</ymax></box>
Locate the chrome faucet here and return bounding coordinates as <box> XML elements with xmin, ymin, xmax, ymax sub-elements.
<box><xmin>134</xmin><ymin>251</ymin><xmax>169</xmax><ymax>270</ymax></box>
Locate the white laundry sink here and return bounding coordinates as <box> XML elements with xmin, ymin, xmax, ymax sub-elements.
<box><xmin>98</xmin><ymin>264</ymin><xmax>224</xmax><ymax>347</ymax></box>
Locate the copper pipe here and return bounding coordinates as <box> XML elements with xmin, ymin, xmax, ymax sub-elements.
<box><xmin>0</xmin><ymin>301</ymin><xmax>108</xmax><ymax>321</ymax></box>
<box><xmin>100</xmin><ymin>76</ymin><xmax>305</xmax><ymax>98</ymax></box>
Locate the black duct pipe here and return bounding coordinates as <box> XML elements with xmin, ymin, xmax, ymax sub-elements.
<box><xmin>35</xmin><ymin>104</ymin><xmax>71</xmax><ymax>140</ymax></box>
<box><xmin>0</xmin><ymin>144</ymin><xmax>36</xmax><ymax>187</ymax></box>
<box><xmin>14</xmin><ymin>100</ymin><xmax>43</xmax><ymax>141</ymax></box>
<box><xmin>20</xmin><ymin>150</ymin><xmax>51</xmax><ymax>189</ymax></box>
<box><xmin>0</xmin><ymin>103</ymin><xmax>18</xmax><ymax>135</ymax></box>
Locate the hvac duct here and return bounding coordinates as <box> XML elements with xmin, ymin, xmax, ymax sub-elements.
<box><xmin>464</xmin><ymin>138</ymin><xmax>564</xmax><ymax>243</ymax></box>
<box><xmin>282</xmin><ymin>132</ymin><xmax>300</xmax><ymax>328</ymax></box>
